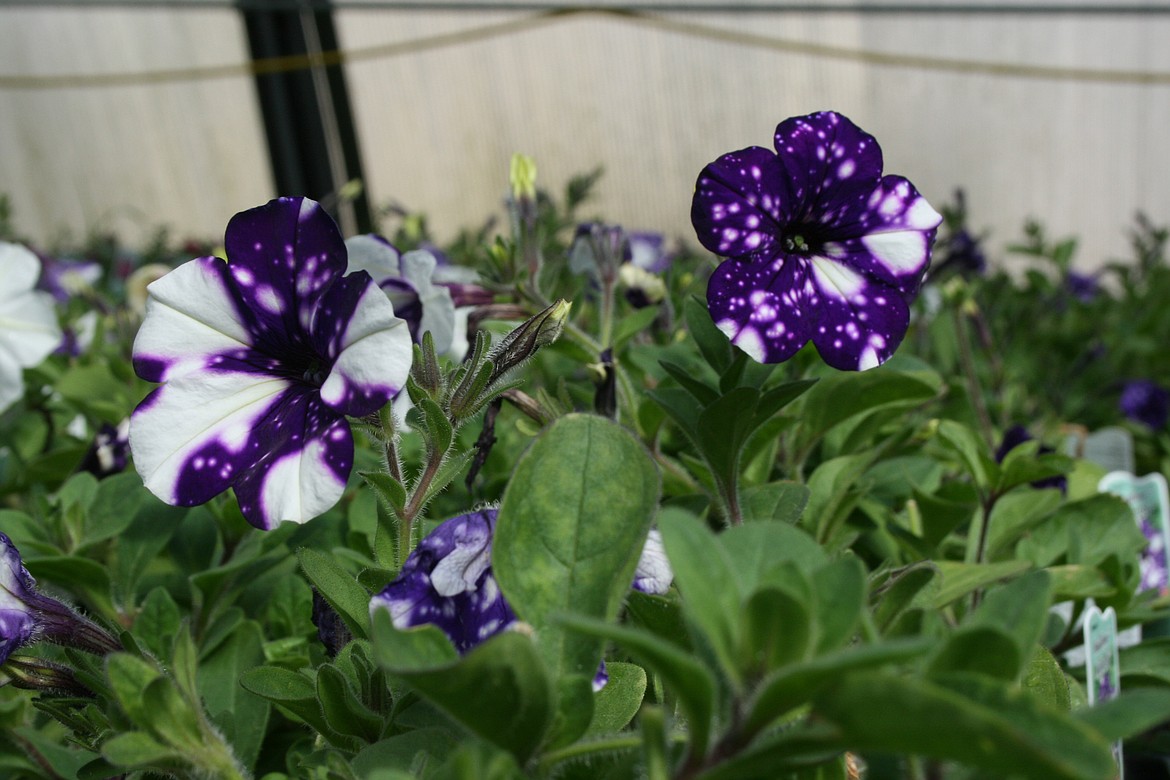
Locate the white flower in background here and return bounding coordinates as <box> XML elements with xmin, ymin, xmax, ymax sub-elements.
<box><xmin>0</xmin><ymin>242</ymin><xmax>63</xmax><ymax>413</ymax></box>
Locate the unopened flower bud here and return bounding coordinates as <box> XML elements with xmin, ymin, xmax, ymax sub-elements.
<box><xmin>509</xmin><ymin>154</ymin><xmax>537</xmax><ymax>203</ymax></box>
<box><xmin>487</xmin><ymin>300</ymin><xmax>570</xmax><ymax>384</ymax></box>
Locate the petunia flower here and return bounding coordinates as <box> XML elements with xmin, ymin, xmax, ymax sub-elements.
<box><xmin>129</xmin><ymin>197</ymin><xmax>412</xmax><ymax>530</ymax></box>
<box><xmin>77</xmin><ymin>418</ymin><xmax>131</xmax><ymax>479</ymax></box>
<box><xmin>692</xmin><ymin>110</ymin><xmax>942</xmax><ymax>370</ymax></box>
<box><xmin>0</xmin><ymin>532</ymin><xmax>121</xmax><ymax>664</ymax></box>
<box><xmin>1119</xmin><ymin>379</ymin><xmax>1169</xmax><ymax>430</ymax></box>
<box><xmin>345</xmin><ymin>235</ymin><xmax>457</xmax><ymax>357</ymax></box>
<box><xmin>37</xmin><ymin>256</ymin><xmax>102</xmax><ymax>304</ymax></box>
<box><xmin>370</xmin><ymin>509</ymin><xmax>672</xmax><ymax>689</ymax></box>
<box><xmin>0</xmin><ymin>242</ymin><xmax>63</xmax><ymax>414</ymax></box>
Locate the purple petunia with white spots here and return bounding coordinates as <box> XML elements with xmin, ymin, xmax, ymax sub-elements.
<box><xmin>692</xmin><ymin>111</ymin><xmax>942</xmax><ymax>370</ymax></box>
<box><xmin>129</xmin><ymin>197</ymin><xmax>413</xmax><ymax>530</ymax></box>
<box><xmin>370</xmin><ymin>509</ymin><xmax>673</xmax><ymax>691</ymax></box>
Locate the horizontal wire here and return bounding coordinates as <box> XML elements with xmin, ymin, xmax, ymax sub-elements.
<box><xmin>4</xmin><ymin>1</ymin><xmax>1170</xmax><ymax>14</ymax></box>
<box><xmin>1</xmin><ymin>6</ymin><xmax>1167</xmax><ymax>90</ymax></box>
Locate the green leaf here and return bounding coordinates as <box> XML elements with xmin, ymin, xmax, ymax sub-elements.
<box><xmin>371</xmin><ymin>610</ymin><xmax>553</xmax><ymax>763</ymax></box>
<box><xmin>743</xmin><ymin>639</ymin><xmax>932</xmax><ymax>737</ymax></box>
<box><xmin>317</xmin><ymin>663</ymin><xmax>383</xmax><ymax>743</ymax></box>
<box><xmin>239</xmin><ymin>666</ymin><xmax>358</xmax><ymax>750</ymax></box>
<box><xmin>802</xmin><ymin>452</ymin><xmax>876</xmax><ymax>544</ymax></box>
<box><xmin>613</xmin><ymin>305</ymin><xmax>662</xmax><ymax>349</ymax></box>
<box><xmin>741</xmin><ymin>481</ymin><xmax>810</xmax><ymax>525</ymax></box>
<box><xmin>928</xmin><ymin>560</ymin><xmax>1033</xmax><ymax>608</ymax></box>
<box><xmin>933</xmin><ymin>419</ymin><xmax>997</xmax><ymax>494</ymax></box>
<box><xmin>1024</xmin><ymin>646</ymin><xmax>1072</xmax><ymax>712</ymax></box>
<box><xmin>298</xmin><ymin>547</ymin><xmax>371</xmax><ymax>640</ymax></box>
<box><xmin>416</xmin><ymin>397</ymin><xmax>454</xmax><ymax>457</ymax></box>
<box><xmin>744</xmin><ymin>586</ymin><xmax>810</xmax><ymax>671</ymax></box>
<box><xmin>872</xmin><ymin>563</ymin><xmax>937</xmax><ymax>632</ymax></box>
<box><xmin>798</xmin><ymin>369</ymin><xmax>941</xmax><ymax>448</ymax></box>
<box><xmin>361</xmin><ymin>470</ymin><xmax>407</xmax><ymax>516</ymax></box>
<box><xmin>695</xmin><ymin>387</ymin><xmax>759</xmax><ymax>490</ymax></box>
<box><xmin>586</xmin><ymin>662</ymin><xmax>647</xmax><ymax>736</ymax></box>
<box><xmin>197</xmin><ymin>619</ymin><xmax>269</xmax><ymax>769</ymax></box>
<box><xmin>659</xmin><ymin>360</ymin><xmax>719</xmax><ymax>406</ymax></box>
<box><xmin>133</xmin><ymin>586</ymin><xmax>181</xmax><ymax>660</ymax></box>
<box><xmin>984</xmin><ymin>488</ymin><xmax>1063</xmax><ymax>559</ymax></box>
<box><xmin>557</xmin><ymin>613</ymin><xmax>716</xmax><ymax>758</ymax></box>
<box><xmin>813</xmin><ymin>671</ymin><xmax>1116</xmax><ymax>779</ymax></box>
<box><xmin>494</xmin><ymin>413</ymin><xmax>658</xmax><ymax>701</ymax></box>
<box><xmin>811</xmin><ymin>557</ymin><xmax>866</xmax><ymax>654</ymax></box>
<box><xmin>83</xmin><ymin>472</ymin><xmax>146</xmax><ymax>548</ymax></box>
<box><xmin>927</xmin><ymin>626</ymin><xmax>1021</xmax><ymax>680</ymax></box>
<box><xmin>141</xmin><ymin>677</ymin><xmax>203</xmax><ymax>749</ymax></box>
<box><xmin>105</xmin><ymin>652</ymin><xmax>161</xmax><ymax>725</ymax></box>
<box><xmin>1076</xmin><ymin>688</ymin><xmax>1170</xmax><ymax>741</ymax></box>
<box><xmin>684</xmin><ymin>294</ymin><xmax>732</xmax><ymax>374</ymax></box>
<box><xmin>657</xmin><ymin>508</ymin><xmax>742</xmax><ymax>686</ymax></box>
<box><xmin>965</xmin><ymin>570</ymin><xmax>1052</xmax><ymax>675</ymax></box>
<box><xmin>352</xmin><ymin>730</ymin><xmax>459</xmax><ymax>779</ymax></box>
<box><xmin>101</xmin><ymin>731</ymin><xmax>183</xmax><ymax>769</ymax></box>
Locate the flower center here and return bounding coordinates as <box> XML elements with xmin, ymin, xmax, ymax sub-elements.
<box><xmin>302</xmin><ymin>359</ymin><xmax>328</xmax><ymax>387</ymax></box>
<box><xmin>783</xmin><ymin>233</ymin><xmax>813</xmax><ymax>255</ymax></box>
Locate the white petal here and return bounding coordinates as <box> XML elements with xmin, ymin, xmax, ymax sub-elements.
<box><xmin>345</xmin><ymin>235</ymin><xmax>401</xmax><ymax>283</ymax></box>
<box><xmin>130</xmin><ymin>369</ymin><xmax>288</xmax><ymax>504</ymax></box>
<box><xmin>0</xmin><ymin>289</ymin><xmax>61</xmax><ymax>366</ymax></box>
<box><xmin>633</xmin><ymin>529</ymin><xmax>673</xmax><ymax>595</ymax></box>
<box><xmin>319</xmin><ymin>283</ymin><xmax>412</xmax><ymax>409</ymax></box>
<box><xmin>0</xmin><ymin>242</ymin><xmax>41</xmax><ymax>301</ymax></box>
<box><xmin>133</xmin><ymin>258</ymin><xmax>252</xmax><ymax>382</ymax></box>
<box><xmin>256</xmin><ymin>438</ymin><xmax>347</xmax><ymax>527</ymax></box>
<box><xmin>862</xmin><ymin>230</ymin><xmax>931</xmax><ymax>276</ymax></box>
<box><xmin>431</xmin><ymin>536</ymin><xmax>492</xmax><ymax>597</ymax></box>
<box><xmin>810</xmin><ymin>256</ymin><xmax>866</xmax><ymax>300</ymax></box>
<box><xmin>0</xmin><ymin>343</ymin><xmax>23</xmax><ymax>414</ymax></box>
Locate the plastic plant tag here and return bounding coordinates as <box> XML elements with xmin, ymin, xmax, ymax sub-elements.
<box><xmin>1083</xmin><ymin>604</ymin><xmax>1122</xmax><ymax>777</ymax></box>
<box><xmin>1064</xmin><ymin>427</ymin><xmax>1134</xmax><ymax>474</ymax></box>
<box><xmin>1098</xmin><ymin>471</ymin><xmax>1170</xmax><ymax>597</ymax></box>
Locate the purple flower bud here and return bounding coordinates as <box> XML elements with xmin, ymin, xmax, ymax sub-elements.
<box><xmin>1066</xmin><ymin>271</ymin><xmax>1100</xmax><ymax>303</ymax></box>
<box><xmin>0</xmin><ymin>532</ymin><xmax>121</xmax><ymax>662</ymax></box>
<box><xmin>1120</xmin><ymin>380</ymin><xmax>1170</xmax><ymax>430</ymax></box>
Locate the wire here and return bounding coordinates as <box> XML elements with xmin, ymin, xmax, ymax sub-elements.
<box><xmin>1</xmin><ymin>7</ymin><xmax>1167</xmax><ymax>90</ymax></box>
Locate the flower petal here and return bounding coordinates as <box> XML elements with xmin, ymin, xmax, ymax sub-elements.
<box><xmin>773</xmin><ymin>111</ymin><xmax>884</xmax><ymax>227</ymax></box>
<box><xmin>707</xmin><ymin>253</ymin><xmax>816</xmax><ymax>364</ymax></box>
<box><xmin>632</xmin><ymin>529</ymin><xmax>673</xmax><ymax>595</ymax></box>
<box><xmin>344</xmin><ymin>234</ymin><xmax>401</xmax><ymax>281</ymax></box>
<box><xmin>0</xmin><ymin>290</ymin><xmax>61</xmax><ymax>368</ymax></box>
<box><xmin>131</xmin><ymin>257</ymin><xmax>252</xmax><ymax>383</ymax></box>
<box><xmin>0</xmin><ymin>243</ymin><xmax>41</xmax><ymax>301</ymax></box>
<box><xmin>0</xmin><ymin>343</ymin><xmax>24</xmax><ymax>414</ymax></box>
<box><xmin>692</xmin><ymin>146</ymin><xmax>788</xmax><ymax>257</ymax></box>
<box><xmin>807</xmin><ymin>256</ymin><xmax>909</xmax><ymax>371</ymax></box>
<box><xmin>401</xmin><ymin>250</ymin><xmax>456</xmax><ymax>356</ymax></box>
<box><xmin>230</xmin><ymin>392</ymin><xmax>354</xmax><ymax>529</ymax></box>
<box><xmin>313</xmin><ymin>273</ymin><xmax>412</xmax><ymax>417</ymax></box>
<box><xmin>223</xmin><ymin>197</ymin><xmax>347</xmax><ymax>338</ymax></box>
<box><xmin>130</xmin><ymin>363</ymin><xmax>289</xmax><ymax>508</ymax></box>
<box><xmin>843</xmin><ymin>176</ymin><xmax>943</xmax><ymax>289</ymax></box>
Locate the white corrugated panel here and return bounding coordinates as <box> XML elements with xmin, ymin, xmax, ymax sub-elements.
<box><xmin>0</xmin><ymin>6</ymin><xmax>272</xmax><ymax>248</ymax></box>
<box><xmin>337</xmin><ymin>6</ymin><xmax>1170</xmax><ymax>271</ymax></box>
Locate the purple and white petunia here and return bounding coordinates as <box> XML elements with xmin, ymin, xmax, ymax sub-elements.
<box><xmin>370</xmin><ymin>509</ymin><xmax>672</xmax><ymax>690</ymax></box>
<box><xmin>692</xmin><ymin>111</ymin><xmax>942</xmax><ymax>370</ymax></box>
<box><xmin>345</xmin><ymin>235</ymin><xmax>457</xmax><ymax>357</ymax></box>
<box><xmin>0</xmin><ymin>242</ymin><xmax>63</xmax><ymax>414</ymax></box>
<box><xmin>129</xmin><ymin>197</ymin><xmax>413</xmax><ymax>530</ymax></box>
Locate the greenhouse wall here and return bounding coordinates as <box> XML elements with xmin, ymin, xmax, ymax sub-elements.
<box><xmin>1</xmin><ymin>1</ymin><xmax>1167</xmax><ymax>271</ymax></box>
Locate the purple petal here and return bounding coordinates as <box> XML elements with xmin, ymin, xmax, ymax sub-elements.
<box><xmin>772</xmin><ymin>111</ymin><xmax>884</xmax><ymax>228</ymax></box>
<box><xmin>311</xmin><ymin>272</ymin><xmax>412</xmax><ymax>418</ymax></box>
<box><xmin>692</xmin><ymin>146</ymin><xmax>788</xmax><ymax>257</ymax></box>
<box><xmin>369</xmin><ymin>509</ymin><xmax>517</xmax><ymax>653</ymax></box>
<box><xmin>229</xmin><ymin>391</ymin><xmax>353</xmax><ymax>531</ymax></box>
<box><xmin>223</xmin><ymin>197</ymin><xmax>348</xmax><ymax>340</ymax></box>
<box><xmin>707</xmin><ymin>253</ymin><xmax>816</xmax><ymax>364</ymax></box>
<box><xmin>806</xmin><ymin>258</ymin><xmax>910</xmax><ymax>371</ymax></box>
